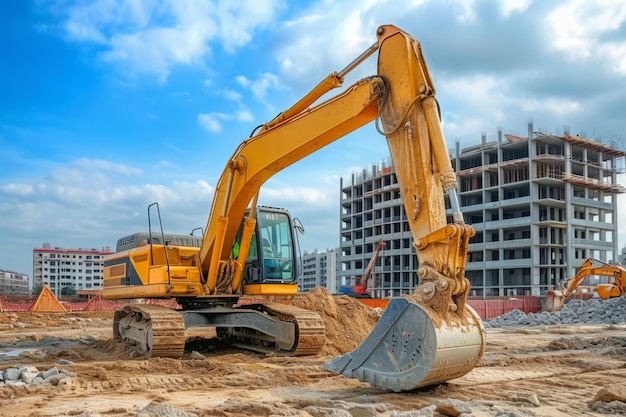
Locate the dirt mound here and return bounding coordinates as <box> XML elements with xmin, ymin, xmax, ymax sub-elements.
<box><xmin>290</xmin><ymin>287</ymin><xmax>381</xmax><ymax>357</ymax></box>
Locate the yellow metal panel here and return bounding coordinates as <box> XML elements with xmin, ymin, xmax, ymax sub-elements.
<box><xmin>243</xmin><ymin>283</ymin><xmax>298</xmax><ymax>296</ymax></box>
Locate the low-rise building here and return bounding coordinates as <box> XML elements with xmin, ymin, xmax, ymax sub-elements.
<box><xmin>33</xmin><ymin>243</ymin><xmax>113</xmax><ymax>297</ymax></box>
<box><xmin>0</xmin><ymin>269</ymin><xmax>30</xmax><ymax>295</ymax></box>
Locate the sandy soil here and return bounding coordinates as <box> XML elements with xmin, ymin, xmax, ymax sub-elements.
<box><xmin>0</xmin><ymin>292</ymin><xmax>625</xmax><ymax>417</ymax></box>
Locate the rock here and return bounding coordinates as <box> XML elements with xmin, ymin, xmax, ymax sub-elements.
<box><xmin>41</xmin><ymin>367</ymin><xmax>59</xmax><ymax>379</ymax></box>
<box><xmin>590</xmin><ymin>400</ymin><xmax>626</xmax><ymax>415</ymax></box>
<box><xmin>19</xmin><ymin>366</ymin><xmax>40</xmax><ymax>384</ymax></box>
<box><xmin>137</xmin><ymin>401</ymin><xmax>199</xmax><ymax>417</ymax></box>
<box><xmin>5</xmin><ymin>380</ymin><xmax>26</xmax><ymax>387</ymax></box>
<box><xmin>302</xmin><ymin>406</ymin><xmax>353</xmax><ymax>417</ymax></box>
<box><xmin>592</xmin><ymin>386</ymin><xmax>626</xmax><ymax>404</ymax></box>
<box><xmin>435</xmin><ymin>399</ymin><xmax>471</xmax><ymax>416</ymax></box>
<box><xmin>30</xmin><ymin>376</ymin><xmax>45</xmax><ymax>385</ymax></box>
<box><xmin>391</xmin><ymin>405</ymin><xmax>436</xmax><ymax>416</ymax></box>
<box><xmin>57</xmin><ymin>359</ymin><xmax>75</xmax><ymax>366</ymax></box>
<box><xmin>525</xmin><ymin>393</ymin><xmax>540</xmax><ymax>407</ymax></box>
<box><xmin>47</xmin><ymin>374</ymin><xmax>65</xmax><ymax>386</ymax></box>
<box><xmin>4</xmin><ymin>368</ymin><xmax>22</xmax><ymax>381</ymax></box>
<box><xmin>190</xmin><ymin>351</ymin><xmax>206</xmax><ymax>360</ymax></box>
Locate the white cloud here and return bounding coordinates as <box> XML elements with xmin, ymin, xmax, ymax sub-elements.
<box><xmin>598</xmin><ymin>42</ymin><xmax>626</xmax><ymax>76</ymax></box>
<box><xmin>198</xmin><ymin>112</ymin><xmax>227</xmax><ymax>133</ymax></box>
<box><xmin>236</xmin><ymin>73</ymin><xmax>281</xmax><ymax>101</ymax></box>
<box><xmin>235</xmin><ymin>108</ymin><xmax>254</xmax><ymax>122</ymax></box>
<box><xmin>454</xmin><ymin>0</ymin><xmax>478</xmax><ymax>23</ymax></box>
<box><xmin>73</xmin><ymin>158</ymin><xmax>144</xmax><ymax>176</ymax></box>
<box><xmin>499</xmin><ymin>0</ymin><xmax>533</xmax><ymax>18</ymax></box>
<box><xmin>1</xmin><ymin>183</ymin><xmax>34</xmax><ymax>196</ymax></box>
<box><xmin>198</xmin><ymin>107</ymin><xmax>253</xmax><ymax>133</ymax></box>
<box><xmin>62</xmin><ymin>0</ymin><xmax>283</xmax><ymax>82</ymax></box>
<box><xmin>260</xmin><ymin>186</ymin><xmax>332</xmax><ymax>207</ymax></box>
<box><xmin>521</xmin><ymin>98</ymin><xmax>580</xmax><ymax>115</ymax></box>
<box><xmin>547</xmin><ymin>0</ymin><xmax>626</xmax><ymax>73</ymax></box>
<box><xmin>437</xmin><ymin>74</ymin><xmax>510</xmax><ymax>138</ymax></box>
<box><xmin>222</xmin><ymin>89</ymin><xmax>242</xmax><ymax>101</ymax></box>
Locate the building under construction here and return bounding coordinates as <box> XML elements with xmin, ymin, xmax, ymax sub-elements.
<box><xmin>339</xmin><ymin>121</ymin><xmax>625</xmax><ymax>297</ymax></box>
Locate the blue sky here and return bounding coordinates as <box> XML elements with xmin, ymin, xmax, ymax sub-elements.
<box><xmin>1</xmin><ymin>0</ymin><xmax>626</xmax><ymax>275</ymax></box>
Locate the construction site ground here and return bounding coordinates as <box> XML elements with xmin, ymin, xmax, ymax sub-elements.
<box><xmin>0</xmin><ymin>288</ymin><xmax>625</xmax><ymax>417</ymax></box>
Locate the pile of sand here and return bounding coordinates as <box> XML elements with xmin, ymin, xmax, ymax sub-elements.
<box><xmin>290</xmin><ymin>287</ymin><xmax>381</xmax><ymax>357</ymax></box>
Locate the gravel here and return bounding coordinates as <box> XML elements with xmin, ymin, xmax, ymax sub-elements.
<box><xmin>484</xmin><ymin>296</ymin><xmax>626</xmax><ymax>328</ymax></box>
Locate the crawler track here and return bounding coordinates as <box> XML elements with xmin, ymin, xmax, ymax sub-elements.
<box><xmin>113</xmin><ymin>304</ymin><xmax>186</xmax><ymax>358</ymax></box>
<box><xmin>260</xmin><ymin>303</ymin><xmax>326</xmax><ymax>356</ymax></box>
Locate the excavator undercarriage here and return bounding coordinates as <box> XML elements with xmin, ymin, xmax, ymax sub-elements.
<box><xmin>113</xmin><ymin>301</ymin><xmax>325</xmax><ymax>358</ymax></box>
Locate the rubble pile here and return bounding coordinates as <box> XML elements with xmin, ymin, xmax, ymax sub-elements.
<box><xmin>1</xmin><ymin>365</ymin><xmax>71</xmax><ymax>387</ymax></box>
<box><xmin>485</xmin><ymin>296</ymin><xmax>626</xmax><ymax>328</ymax></box>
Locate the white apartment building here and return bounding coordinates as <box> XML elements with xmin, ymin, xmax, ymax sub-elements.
<box><xmin>299</xmin><ymin>248</ymin><xmax>339</xmax><ymax>293</ymax></box>
<box><xmin>33</xmin><ymin>243</ymin><xmax>113</xmax><ymax>297</ymax></box>
<box><xmin>0</xmin><ymin>269</ymin><xmax>30</xmax><ymax>295</ymax></box>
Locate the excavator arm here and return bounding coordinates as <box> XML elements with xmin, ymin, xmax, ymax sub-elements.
<box><xmin>201</xmin><ymin>26</ymin><xmax>476</xmax><ymax>314</ymax></box>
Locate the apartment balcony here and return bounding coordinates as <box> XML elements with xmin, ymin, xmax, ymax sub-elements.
<box><xmin>499</xmin><ymin>238</ymin><xmax>532</xmax><ymax>248</ymax></box>
<box><xmin>484</xmin><ymin>201</ymin><xmax>500</xmax><ymax>209</ymax></box>
<box><xmin>486</xmin><ymin>259</ymin><xmax>532</xmax><ymax>269</ymax></box>
<box><xmin>466</xmin><ymin>261</ymin><xmax>485</xmax><ymax>270</ymax></box>
<box><xmin>461</xmin><ymin>202</ymin><xmax>486</xmax><ymax>212</ymax></box>
<box><xmin>486</xmin><ymin>217</ymin><xmax>532</xmax><ymax>229</ymax></box>
<box><xmin>571</xmin><ymin>238</ymin><xmax>615</xmax><ymax>250</ymax></box>
<box><xmin>499</xmin><ymin>196</ymin><xmax>532</xmax><ymax>206</ymax></box>
<box><xmin>571</xmin><ymin>219</ymin><xmax>612</xmax><ymax>229</ymax></box>
<box><xmin>570</xmin><ymin>196</ymin><xmax>613</xmax><ymax>210</ymax></box>
<box><xmin>482</xmin><ymin>241</ymin><xmax>511</xmax><ymax>250</ymax></box>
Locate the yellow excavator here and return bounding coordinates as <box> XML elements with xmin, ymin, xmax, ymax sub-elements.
<box><xmin>543</xmin><ymin>258</ymin><xmax>626</xmax><ymax>312</ymax></box>
<box><xmin>102</xmin><ymin>24</ymin><xmax>485</xmax><ymax>392</ymax></box>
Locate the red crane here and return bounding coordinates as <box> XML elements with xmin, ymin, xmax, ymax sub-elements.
<box><xmin>342</xmin><ymin>240</ymin><xmax>386</xmax><ymax>297</ymax></box>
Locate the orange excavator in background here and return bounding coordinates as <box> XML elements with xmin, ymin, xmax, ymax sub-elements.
<box><xmin>543</xmin><ymin>258</ymin><xmax>626</xmax><ymax>312</ymax></box>
<box><xmin>340</xmin><ymin>239</ymin><xmax>385</xmax><ymax>297</ymax></box>
<box><xmin>102</xmin><ymin>25</ymin><xmax>485</xmax><ymax>392</ymax></box>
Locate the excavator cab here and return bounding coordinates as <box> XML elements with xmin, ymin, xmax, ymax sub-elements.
<box><xmin>237</xmin><ymin>206</ymin><xmax>297</xmax><ymax>285</ymax></box>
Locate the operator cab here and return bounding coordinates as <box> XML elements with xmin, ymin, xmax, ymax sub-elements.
<box><xmin>237</xmin><ymin>206</ymin><xmax>297</xmax><ymax>284</ymax></box>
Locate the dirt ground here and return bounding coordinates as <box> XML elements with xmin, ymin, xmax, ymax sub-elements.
<box><xmin>0</xmin><ymin>290</ymin><xmax>625</xmax><ymax>417</ymax></box>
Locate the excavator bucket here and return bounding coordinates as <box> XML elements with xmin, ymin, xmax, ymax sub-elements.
<box><xmin>543</xmin><ymin>290</ymin><xmax>565</xmax><ymax>312</ymax></box>
<box><xmin>324</xmin><ymin>297</ymin><xmax>485</xmax><ymax>392</ymax></box>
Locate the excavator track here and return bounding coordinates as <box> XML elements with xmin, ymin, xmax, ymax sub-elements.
<box><xmin>259</xmin><ymin>303</ymin><xmax>326</xmax><ymax>356</ymax></box>
<box><xmin>113</xmin><ymin>304</ymin><xmax>186</xmax><ymax>359</ymax></box>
